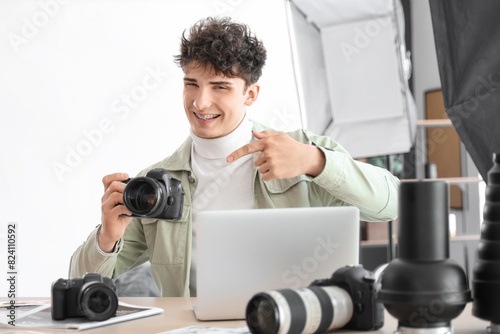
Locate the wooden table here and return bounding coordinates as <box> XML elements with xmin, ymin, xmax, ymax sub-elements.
<box><xmin>0</xmin><ymin>297</ymin><xmax>491</xmax><ymax>333</ymax></box>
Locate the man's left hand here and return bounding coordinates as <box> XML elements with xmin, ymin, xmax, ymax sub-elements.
<box><xmin>227</xmin><ymin>131</ymin><xmax>326</xmax><ymax>181</ymax></box>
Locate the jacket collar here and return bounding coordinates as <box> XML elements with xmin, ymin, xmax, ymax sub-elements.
<box><xmin>162</xmin><ymin>119</ymin><xmax>269</xmax><ymax>173</ymax></box>
<box><xmin>161</xmin><ymin>120</ymin><xmax>307</xmax><ymax>193</ymax></box>
<box><xmin>161</xmin><ymin>136</ymin><xmax>193</xmax><ymax>172</ymax></box>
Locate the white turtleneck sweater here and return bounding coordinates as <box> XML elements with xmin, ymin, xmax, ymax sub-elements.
<box><xmin>189</xmin><ymin>114</ymin><xmax>255</xmax><ymax>296</ymax></box>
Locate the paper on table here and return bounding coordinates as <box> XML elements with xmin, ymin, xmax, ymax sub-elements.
<box><xmin>159</xmin><ymin>326</ymin><xmax>250</xmax><ymax>334</ymax></box>
<box><xmin>0</xmin><ymin>300</ymin><xmax>163</xmax><ymax>331</ymax></box>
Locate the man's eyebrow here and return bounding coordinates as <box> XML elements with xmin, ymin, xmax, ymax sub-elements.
<box><xmin>183</xmin><ymin>78</ymin><xmax>233</xmax><ymax>85</ymax></box>
<box><xmin>209</xmin><ymin>81</ymin><xmax>234</xmax><ymax>85</ymax></box>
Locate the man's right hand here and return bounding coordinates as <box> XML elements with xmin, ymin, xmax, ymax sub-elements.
<box><xmin>99</xmin><ymin>173</ymin><xmax>133</xmax><ymax>253</ymax></box>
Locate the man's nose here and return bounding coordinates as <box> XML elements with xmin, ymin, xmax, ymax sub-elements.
<box><xmin>194</xmin><ymin>88</ymin><xmax>212</xmax><ymax>110</ymax></box>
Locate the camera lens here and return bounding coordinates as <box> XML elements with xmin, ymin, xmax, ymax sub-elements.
<box><xmin>129</xmin><ymin>183</ymin><xmax>157</xmax><ymax>211</ymax></box>
<box><xmin>88</xmin><ymin>291</ymin><xmax>110</xmax><ymax>313</ymax></box>
<box><xmin>123</xmin><ymin>177</ymin><xmax>164</xmax><ymax>217</ymax></box>
<box><xmin>79</xmin><ymin>283</ymin><xmax>118</xmax><ymax>321</ymax></box>
<box><xmin>248</xmin><ymin>296</ymin><xmax>279</xmax><ymax>334</ymax></box>
<box><xmin>246</xmin><ymin>286</ymin><xmax>353</xmax><ymax>334</ymax></box>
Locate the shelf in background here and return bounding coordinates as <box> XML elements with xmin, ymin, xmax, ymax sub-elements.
<box><xmin>401</xmin><ymin>177</ymin><xmax>483</xmax><ymax>184</ymax></box>
<box><xmin>361</xmin><ymin>234</ymin><xmax>480</xmax><ymax>246</ymax></box>
<box><xmin>417</xmin><ymin>119</ymin><xmax>453</xmax><ymax>127</ymax></box>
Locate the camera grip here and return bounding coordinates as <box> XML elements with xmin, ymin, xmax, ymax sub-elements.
<box><xmin>51</xmin><ymin>279</ymin><xmax>68</xmax><ymax>320</ymax></box>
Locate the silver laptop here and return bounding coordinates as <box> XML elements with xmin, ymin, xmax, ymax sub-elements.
<box><xmin>195</xmin><ymin>206</ymin><xmax>360</xmax><ymax>320</ymax></box>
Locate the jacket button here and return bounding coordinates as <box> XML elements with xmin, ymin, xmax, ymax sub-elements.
<box><xmin>188</xmin><ymin>175</ymin><xmax>196</xmax><ymax>183</ymax></box>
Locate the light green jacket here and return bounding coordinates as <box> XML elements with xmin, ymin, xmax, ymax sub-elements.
<box><xmin>69</xmin><ymin>121</ymin><xmax>399</xmax><ymax>296</ymax></box>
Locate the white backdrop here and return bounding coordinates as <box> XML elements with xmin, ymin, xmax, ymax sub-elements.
<box><xmin>0</xmin><ymin>0</ymin><xmax>301</xmax><ymax>297</ymax></box>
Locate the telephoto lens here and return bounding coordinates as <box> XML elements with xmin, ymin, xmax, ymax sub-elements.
<box><xmin>246</xmin><ymin>286</ymin><xmax>352</xmax><ymax>334</ymax></box>
<box><xmin>245</xmin><ymin>265</ymin><xmax>383</xmax><ymax>334</ymax></box>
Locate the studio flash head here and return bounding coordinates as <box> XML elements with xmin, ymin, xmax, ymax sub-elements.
<box><xmin>378</xmin><ymin>181</ymin><xmax>471</xmax><ymax>333</ymax></box>
<box><xmin>472</xmin><ymin>153</ymin><xmax>500</xmax><ymax>333</ymax></box>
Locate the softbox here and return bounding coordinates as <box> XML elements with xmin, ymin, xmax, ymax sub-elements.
<box><xmin>287</xmin><ymin>0</ymin><xmax>417</xmax><ymax>159</ymax></box>
<box><xmin>429</xmin><ymin>0</ymin><xmax>500</xmax><ymax>183</ymax></box>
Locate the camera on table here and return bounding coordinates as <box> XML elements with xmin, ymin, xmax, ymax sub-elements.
<box><xmin>245</xmin><ymin>265</ymin><xmax>384</xmax><ymax>334</ymax></box>
<box><xmin>122</xmin><ymin>168</ymin><xmax>185</xmax><ymax>220</ymax></box>
<box><xmin>51</xmin><ymin>273</ymin><xmax>118</xmax><ymax>321</ymax></box>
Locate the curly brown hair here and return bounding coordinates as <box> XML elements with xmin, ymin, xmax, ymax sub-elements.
<box><xmin>174</xmin><ymin>17</ymin><xmax>267</xmax><ymax>89</ymax></box>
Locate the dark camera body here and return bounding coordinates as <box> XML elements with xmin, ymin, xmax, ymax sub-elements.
<box><xmin>122</xmin><ymin>168</ymin><xmax>185</xmax><ymax>220</ymax></box>
<box><xmin>311</xmin><ymin>265</ymin><xmax>384</xmax><ymax>330</ymax></box>
<box><xmin>51</xmin><ymin>273</ymin><xmax>118</xmax><ymax>321</ymax></box>
<box><xmin>246</xmin><ymin>265</ymin><xmax>383</xmax><ymax>334</ymax></box>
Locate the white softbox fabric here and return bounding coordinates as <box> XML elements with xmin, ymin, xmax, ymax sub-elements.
<box><xmin>288</xmin><ymin>0</ymin><xmax>416</xmax><ymax>158</ymax></box>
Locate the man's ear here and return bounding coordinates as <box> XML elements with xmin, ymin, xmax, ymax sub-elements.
<box><xmin>244</xmin><ymin>83</ymin><xmax>260</xmax><ymax>106</ymax></box>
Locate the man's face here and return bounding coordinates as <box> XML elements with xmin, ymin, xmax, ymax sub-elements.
<box><xmin>182</xmin><ymin>63</ymin><xmax>259</xmax><ymax>139</ymax></box>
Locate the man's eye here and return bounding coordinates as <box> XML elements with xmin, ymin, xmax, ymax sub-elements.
<box><xmin>216</xmin><ymin>86</ymin><xmax>227</xmax><ymax>90</ymax></box>
<box><xmin>186</xmin><ymin>83</ymin><xmax>198</xmax><ymax>87</ymax></box>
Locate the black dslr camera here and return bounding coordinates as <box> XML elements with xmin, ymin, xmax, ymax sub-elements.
<box><xmin>123</xmin><ymin>168</ymin><xmax>185</xmax><ymax>220</ymax></box>
<box><xmin>246</xmin><ymin>265</ymin><xmax>384</xmax><ymax>334</ymax></box>
<box><xmin>51</xmin><ymin>273</ymin><xmax>118</xmax><ymax>321</ymax></box>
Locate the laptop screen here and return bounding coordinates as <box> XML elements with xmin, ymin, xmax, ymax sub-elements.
<box><xmin>195</xmin><ymin>206</ymin><xmax>360</xmax><ymax>320</ymax></box>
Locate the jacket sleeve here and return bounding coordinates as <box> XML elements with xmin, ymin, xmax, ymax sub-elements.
<box><xmin>68</xmin><ymin>218</ymin><xmax>149</xmax><ymax>279</ymax></box>
<box><xmin>68</xmin><ymin>226</ymin><xmax>120</xmax><ymax>279</ymax></box>
<box><xmin>305</xmin><ymin>130</ymin><xmax>400</xmax><ymax>222</ymax></box>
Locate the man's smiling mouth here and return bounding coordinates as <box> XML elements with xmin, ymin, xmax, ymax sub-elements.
<box><xmin>194</xmin><ymin>112</ymin><xmax>221</xmax><ymax>120</ymax></box>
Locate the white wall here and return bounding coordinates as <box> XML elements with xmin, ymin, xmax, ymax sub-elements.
<box><xmin>411</xmin><ymin>0</ymin><xmax>441</xmax><ymax>118</ymax></box>
<box><xmin>0</xmin><ymin>0</ymin><xmax>301</xmax><ymax>297</ymax></box>
<box><xmin>410</xmin><ymin>0</ymin><xmax>441</xmax><ymax>180</ymax></box>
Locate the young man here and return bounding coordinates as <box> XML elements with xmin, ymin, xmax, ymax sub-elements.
<box><xmin>69</xmin><ymin>17</ymin><xmax>399</xmax><ymax>297</ymax></box>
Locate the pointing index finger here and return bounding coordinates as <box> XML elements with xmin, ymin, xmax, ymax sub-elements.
<box><xmin>227</xmin><ymin>141</ymin><xmax>265</xmax><ymax>163</ymax></box>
